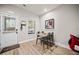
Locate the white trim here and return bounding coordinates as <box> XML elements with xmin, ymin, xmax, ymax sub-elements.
<box><xmin>54</xmin><ymin>42</ymin><xmax>71</xmax><ymax>50</ymax></box>
<box><xmin>19</xmin><ymin>38</ymin><xmax>36</xmax><ymax>44</ymax></box>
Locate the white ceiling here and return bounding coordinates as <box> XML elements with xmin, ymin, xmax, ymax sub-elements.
<box><xmin>15</xmin><ymin>4</ymin><xmax>61</xmax><ymax>16</ymax></box>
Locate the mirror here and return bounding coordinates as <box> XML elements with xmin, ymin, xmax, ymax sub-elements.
<box><xmin>20</xmin><ymin>21</ymin><xmax>26</xmax><ymax>30</ymax></box>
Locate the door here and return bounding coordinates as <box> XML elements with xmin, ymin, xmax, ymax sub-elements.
<box><xmin>0</xmin><ymin>15</ymin><xmax>18</xmax><ymax>48</ymax></box>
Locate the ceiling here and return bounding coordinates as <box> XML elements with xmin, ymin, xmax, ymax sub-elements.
<box><xmin>15</xmin><ymin>4</ymin><xmax>61</xmax><ymax>16</ymax></box>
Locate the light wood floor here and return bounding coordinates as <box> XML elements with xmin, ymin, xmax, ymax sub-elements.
<box><xmin>1</xmin><ymin>40</ymin><xmax>79</xmax><ymax>55</ymax></box>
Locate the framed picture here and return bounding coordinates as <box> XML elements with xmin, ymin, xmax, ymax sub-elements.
<box><xmin>28</xmin><ymin>20</ymin><xmax>35</xmax><ymax>34</ymax></box>
<box><xmin>45</xmin><ymin>19</ymin><xmax>54</xmax><ymax>29</ymax></box>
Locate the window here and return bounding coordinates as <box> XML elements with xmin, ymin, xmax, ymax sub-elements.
<box><xmin>4</xmin><ymin>17</ymin><xmax>16</xmax><ymax>31</ymax></box>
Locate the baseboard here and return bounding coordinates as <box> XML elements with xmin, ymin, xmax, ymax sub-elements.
<box><xmin>19</xmin><ymin>38</ymin><xmax>36</xmax><ymax>44</ymax></box>
<box><xmin>54</xmin><ymin>42</ymin><xmax>71</xmax><ymax>50</ymax></box>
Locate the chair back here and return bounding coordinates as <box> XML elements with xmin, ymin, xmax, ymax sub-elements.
<box><xmin>37</xmin><ymin>31</ymin><xmax>40</xmax><ymax>38</ymax></box>
<box><xmin>37</xmin><ymin>35</ymin><xmax>40</xmax><ymax>37</ymax></box>
<box><xmin>47</xmin><ymin>32</ymin><xmax>54</xmax><ymax>41</ymax></box>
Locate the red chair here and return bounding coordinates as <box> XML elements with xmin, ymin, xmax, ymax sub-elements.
<box><xmin>69</xmin><ymin>34</ymin><xmax>79</xmax><ymax>52</ymax></box>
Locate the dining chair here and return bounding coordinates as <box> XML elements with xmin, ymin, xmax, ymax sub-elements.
<box><xmin>36</xmin><ymin>31</ymin><xmax>42</xmax><ymax>45</ymax></box>
<box><xmin>42</xmin><ymin>32</ymin><xmax>54</xmax><ymax>49</ymax></box>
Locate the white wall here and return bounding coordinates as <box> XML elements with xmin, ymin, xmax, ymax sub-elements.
<box><xmin>40</xmin><ymin>5</ymin><xmax>79</xmax><ymax>49</ymax></box>
<box><xmin>0</xmin><ymin>5</ymin><xmax>40</xmax><ymax>43</ymax></box>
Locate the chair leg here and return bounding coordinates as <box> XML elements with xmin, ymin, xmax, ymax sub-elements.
<box><xmin>42</xmin><ymin>41</ymin><xmax>46</xmax><ymax>50</ymax></box>
<box><xmin>36</xmin><ymin>38</ymin><xmax>38</xmax><ymax>45</ymax></box>
<box><xmin>43</xmin><ymin>42</ymin><xmax>45</xmax><ymax>50</ymax></box>
<box><xmin>47</xmin><ymin>42</ymin><xmax>49</xmax><ymax>49</ymax></box>
<box><xmin>41</xmin><ymin>40</ymin><xmax>43</xmax><ymax>46</ymax></box>
<box><xmin>47</xmin><ymin>41</ymin><xmax>49</xmax><ymax>49</ymax></box>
